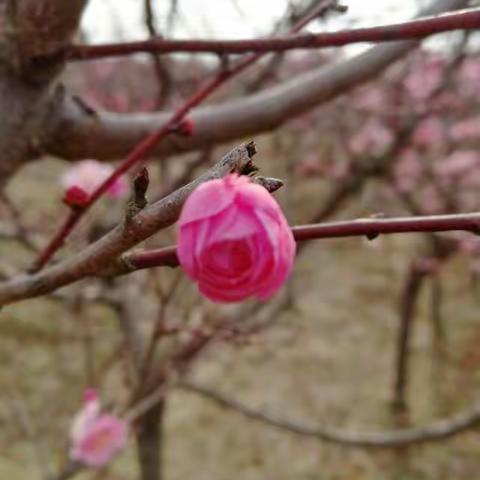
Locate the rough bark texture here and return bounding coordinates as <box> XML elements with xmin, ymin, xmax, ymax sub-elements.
<box><xmin>0</xmin><ymin>0</ymin><xmax>87</xmax><ymax>189</ymax></box>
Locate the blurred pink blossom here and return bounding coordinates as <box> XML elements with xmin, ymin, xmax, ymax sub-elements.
<box><xmin>327</xmin><ymin>162</ymin><xmax>351</xmax><ymax>180</ymax></box>
<box><xmin>353</xmin><ymin>86</ymin><xmax>388</xmax><ymax>113</ymax></box>
<box><xmin>420</xmin><ymin>185</ymin><xmax>444</xmax><ymax>214</ymax></box>
<box><xmin>458</xmin><ymin>57</ymin><xmax>480</xmax><ymax>98</ymax></box>
<box><xmin>70</xmin><ymin>389</ymin><xmax>128</xmax><ymax>469</ymax></box>
<box><xmin>404</xmin><ymin>55</ymin><xmax>444</xmax><ymax>100</ymax></box>
<box><xmin>61</xmin><ymin>160</ymin><xmax>128</xmax><ymax>199</ymax></box>
<box><xmin>177</xmin><ymin>174</ymin><xmax>296</xmax><ymax>303</ymax></box>
<box><xmin>434</xmin><ymin>150</ymin><xmax>480</xmax><ymax>179</ymax></box>
<box><xmin>393</xmin><ymin>149</ymin><xmax>422</xmax><ymax>193</ymax></box>
<box><xmin>295</xmin><ymin>155</ymin><xmax>324</xmax><ymax>176</ymax></box>
<box><xmin>412</xmin><ymin>117</ymin><xmax>445</xmax><ymax>148</ymax></box>
<box><xmin>450</xmin><ymin>116</ymin><xmax>480</xmax><ymax>142</ymax></box>
<box><xmin>348</xmin><ymin>120</ymin><xmax>393</xmax><ymax>156</ymax></box>
<box><xmin>459</xmin><ymin>57</ymin><xmax>480</xmax><ymax>83</ymax></box>
<box><xmin>458</xmin><ymin>237</ymin><xmax>480</xmax><ymax>255</ymax></box>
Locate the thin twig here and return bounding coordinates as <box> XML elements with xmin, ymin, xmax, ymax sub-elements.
<box><xmin>180</xmin><ymin>380</ymin><xmax>480</xmax><ymax>448</ymax></box>
<box><xmin>119</xmin><ymin>212</ymin><xmax>480</xmax><ymax>272</ymax></box>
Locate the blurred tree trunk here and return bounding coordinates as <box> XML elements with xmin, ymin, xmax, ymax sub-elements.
<box><xmin>137</xmin><ymin>401</ymin><xmax>166</xmax><ymax>480</ymax></box>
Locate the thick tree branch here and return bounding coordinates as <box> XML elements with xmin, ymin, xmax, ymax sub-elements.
<box><xmin>181</xmin><ymin>380</ymin><xmax>480</xmax><ymax>448</ymax></box>
<box><xmin>10</xmin><ymin>0</ymin><xmax>86</xmax><ymax>64</ymax></box>
<box><xmin>47</xmin><ymin>0</ymin><xmax>468</xmax><ymax>161</ymax></box>
<box><xmin>69</xmin><ymin>8</ymin><xmax>480</xmax><ymax>60</ymax></box>
<box><xmin>0</xmin><ymin>143</ymin><xmax>257</xmax><ymax>307</ymax></box>
<box><xmin>0</xmin><ymin>0</ymin><xmax>87</xmax><ymax>189</ymax></box>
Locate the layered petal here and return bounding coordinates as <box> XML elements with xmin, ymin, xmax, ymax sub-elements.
<box><xmin>69</xmin><ymin>391</ymin><xmax>128</xmax><ymax>469</ymax></box>
<box><xmin>179</xmin><ymin>178</ymin><xmax>236</xmax><ymax>225</ymax></box>
<box><xmin>70</xmin><ymin>414</ymin><xmax>128</xmax><ymax>468</ymax></box>
<box><xmin>177</xmin><ymin>174</ymin><xmax>296</xmax><ymax>303</ymax></box>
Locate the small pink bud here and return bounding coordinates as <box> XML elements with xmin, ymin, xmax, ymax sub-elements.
<box><xmin>172</xmin><ymin>118</ymin><xmax>195</xmax><ymax>136</ymax></box>
<box><xmin>83</xmin><ymin>388</ymin><xmax>99</xmax><ymax>403</ymax></box>
<box><xmin>177</xmin><ymin>174</ymin><xmax>296</xmax><ymax>303</ymax></box>
<box><xmin>63</xmin><ymin>185</ymin><xmax>90</xmax><ymax>208</ymax></box>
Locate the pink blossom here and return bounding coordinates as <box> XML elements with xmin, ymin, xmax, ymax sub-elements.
<box><xmin>393</xmin><ymin>149</ymin><xmax>422</xmax><ymax>193</ymax></box>
<box><xmin>295</xmin><ymin>155</ymin><xmax>324</xmax><ymax>177</ymax></box>
<box><xmin>434</xmin><ymin>150</ymin><xmax>480</xmax><ymax>178</ymax></box>
<box><xmin>459</xmin><ymin>57</ymin><xmax>480</xmax><ymax>84</ymax></box>
<box><xmin>404</xmin><ymin>55</ymin><xmax>444</xmax><ymax>100</ymax></box>
<box><xmin>458</xmin><ymin>58</ymin><xmax>480</xmax><ymax>98</ymax></box>
<box><xmin>177</xmin><ymin>174</ymin><xmax>296</xmax><ymax>303</ymax></box>
<box><xmin>70</xmin><ymin>389</ymin><xmax>128</xmax><ymax>468</ymax></box>
<box><xmin>348</xmin><ymin>120</ymin><xmax>393</xmax><ymax>156</ymax></box>
<box><xmin>61</xmin><ymin>160</ymin><xmax>128</xmax><ymax>199</ymax></box>
<box><xmin>419</xmin><ymin>186</ymin><xmax>444</xmax><ymax>214</ymax></box>
<box><xmin>458</xmin><ymin>237</ymin><xmax>480</xmax><ymax>255</ymax></box>
<box><xmin>412</xmin><ymin>117</ymin><xmax>445</xmax><ymax>148</ymax></box>
<box><xmin>353</xmin><ymin>86</ymin><xmax>388</xmax><ymax>113</ymax></box>
<box><xmin>450</xmin><ymin>116</ymin><xmax>480</xmax><ymax>142</ymax></box>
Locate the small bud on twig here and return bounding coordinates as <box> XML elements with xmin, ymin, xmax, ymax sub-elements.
<box><xmin>134</xmin><ymin>168</ymin><xmax>149</xmax><ymax>208</ymax></box>
<box><xmin>253</xmin><ymin>176</ymin><xmax>284</xmax><ymax>193</ymax></box>
<box><xmin>63</xmin><ymin>186</ymin><xmax>90</xmax><ymax>209</ymax></box>
<box><xmin>169</xmin><ymin>118</ymin><xmax>195</xmax><ymax>137</ymax></box>
<box><xmin>125</xmin><ymin>168</ymin><xmax>150</xmax><ymax>221</ymax></box>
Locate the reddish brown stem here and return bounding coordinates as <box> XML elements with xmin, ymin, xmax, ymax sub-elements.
<box><xmin>122</xmin><ymin>212</ymin><xmax>480</xmax><ymax>271</ymax></box>
<box><xmin>69</xmin><ymin>8</ymin><xmax>480</xmax><ymax>60</ymax></box>
<box><xmin>30</xmin><ymin>211</ymin><xmax>79</xmax><ymax>272</ymax></box>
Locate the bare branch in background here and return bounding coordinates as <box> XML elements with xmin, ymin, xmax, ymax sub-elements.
<box><xmin>49</xmin><ymin>0</ymin><xmax>469</xmax><ymax>162</ymax></box>
<box><xmin>180</xmin><ymin>380</ymin><xmax>480</xmax><ymax>448</ymax></box>
<box><xmin>69</xmin><ymin>8</ymin><xmax>480</xmax><ymax>60</ymax></box>
<box><xmin>143</xmin><ymin>0</ymin><xmax>173</xmax><ymax>108</ymax></box>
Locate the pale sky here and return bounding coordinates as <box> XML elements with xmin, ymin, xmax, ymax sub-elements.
<box><xmin>81</xmin><ymin>0</ymin><xmax>419</xmax><ymax>44</ymax></box>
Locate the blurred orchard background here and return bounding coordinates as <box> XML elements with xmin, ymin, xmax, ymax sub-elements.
<box><xmin>1</xmin><ymin>0</ymin><xmax>480</xmax><ymax>479</ymax></box>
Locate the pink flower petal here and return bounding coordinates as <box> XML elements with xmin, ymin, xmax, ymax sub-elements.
<box><xmin>177</xmin><ymin>174</ymin><xmax>295</xmax><ymax>303</ymax></box>
<box><xmin>179</xmin><ymin>178</ymin><xmax>236</xmax><ymax>225</ymax></box>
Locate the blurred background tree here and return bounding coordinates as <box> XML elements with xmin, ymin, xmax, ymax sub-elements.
<box><xmin>1</xmin><ymin>1</ymin><xmax>480</xmax><ymax>479</ymax></box>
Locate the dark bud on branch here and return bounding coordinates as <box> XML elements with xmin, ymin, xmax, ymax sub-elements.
<box><xmin>125</xmin><ymin>168</ymin><xmax>149</xmax><ymax>221</ymax></box>
<box><xmin>253</xmin><ymin>176</ymin><xmax>284</xmax><ymax>193</ymax></box>
<box><xmin>134</xmin><ymin>167</ymin><xmax>150</xmax><ymax>206</ymax></box>
<box><xmin>169</xmin><ymin>118</ymin><xmax>195</xmax><ymax>137</ymax></box>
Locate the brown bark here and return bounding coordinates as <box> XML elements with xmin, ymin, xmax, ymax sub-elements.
<box><xmin>0</xmin><ymin>0</ymin><xmax>87</xmax><ymax>189</ymax></box>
